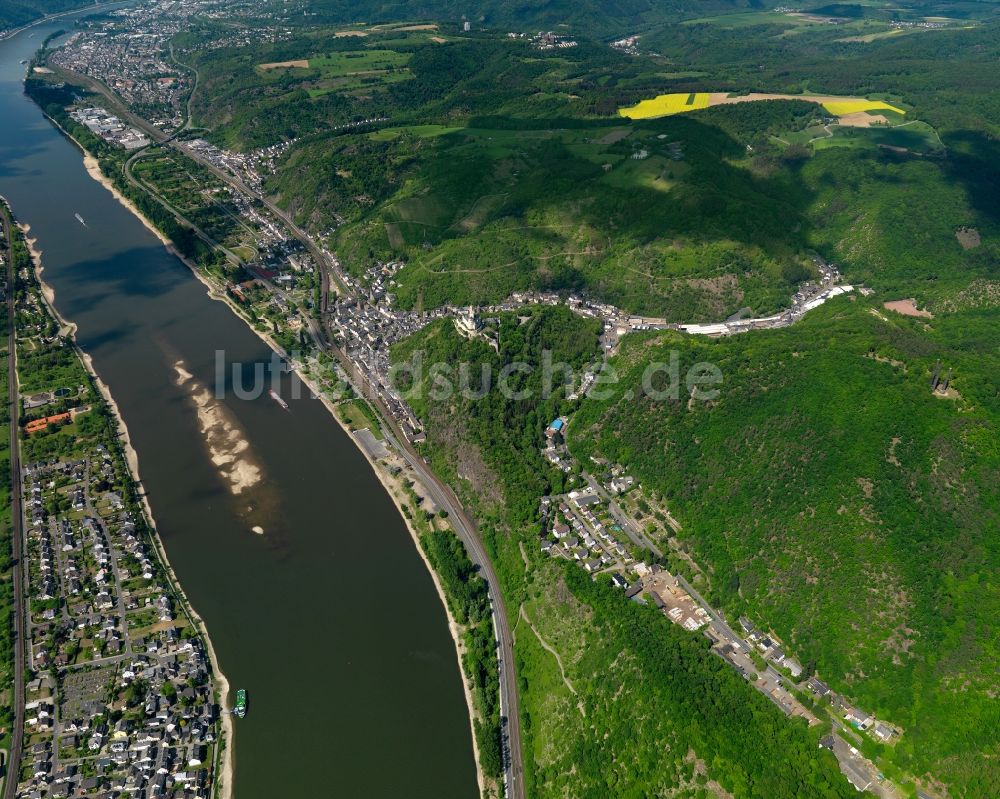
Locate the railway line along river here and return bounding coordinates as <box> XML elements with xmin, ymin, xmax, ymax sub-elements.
<box><xmin>0</xmin><ymin>12</ymin><xmax>478</xmax><ymax>799</ymax></box>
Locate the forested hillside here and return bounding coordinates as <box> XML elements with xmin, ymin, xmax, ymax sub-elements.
<box><xmin>174</xmin><ymin>13</ymin><xmax>1000</xmax><ymax>319</ymax></box>
<box><xmin>325</xmin><ymin>110</ymin><xmax>818</xmax><ymax>318</ymax></box>
<box><xmin>570</xmin><ymin>298</ymin><xmax>1000</xmax><ymax>796</ymax></box>
<box><xmin>389</xmin><ymin>307</ymin><xmax>857</xmax><ymax>798</ymax></box>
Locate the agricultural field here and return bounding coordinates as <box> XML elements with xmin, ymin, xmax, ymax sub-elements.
<box><xmin>258</xmin><ymin>49</ymin><xmax>414</xmax><ymax>98</ymax></box>
<box><xmin>679</xmin><ymin>3</ymin><xmax>977</xmax><ymax>40</ymax></box>
<box><xmin>810</xmin><ymin>120</ymin><xmax>944</xmax><ymax>154</ymax></box>
<box><xmin>819</xmin><ymin>99</ymin><xmax>903</xmax><ymax>116</ymax></box>
<box><xmin>181</xmin><ymin>24</ymin><xmax>467</xmax><ymax>148</ymax></box>
<box><xmin>618</xmin><ymin>91</ymin><xmax>711</xmax><ymax>118</ymax></box>
<box><xmin>369</xmin><ymin>124</ymin><xmax>462</xmax><ymax>140</ymax></box>
<box><xmin>682</xmin><ymin>9</ymin><xmax>833</xmax><ymax>28</ymax></box>
<box><xmin>307</xmin><ymin>49</ymin><xmax>411</xmax><ymax>73</ymax></box>
<box><xmin>619</xmin><ymin>91</ymin><xmax>905</xmax><ymax>121</ymax></box>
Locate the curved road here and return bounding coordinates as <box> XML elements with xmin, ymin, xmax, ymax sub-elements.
<box><xmin>167</xmin><ymin>43</ymin><xmax>200</xmax><ymax>133</ymax></box>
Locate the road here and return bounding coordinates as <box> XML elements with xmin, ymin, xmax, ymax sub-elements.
<box><xmin>1</xmin><ymin>201</ymin><xmax>27</xmax><ymax>799</ymax></box>
<box><xmin>583</xmin><ymin>472</ymin><xmax>662</xmax><ymax>556</ymax></box>
<box><xmin>167</xmin><ymin>43</ymin><xmax>200</xmax><ymax>133</ymax></box>
<box><xmin>174</xmin><ymin>143</ymin><xmax>343</xmax><ymax>305</ymax></box>
<box><xmin>121</xmin><ymin>148</ymin><xmax>242</xmax><ymax>265</ymax></box>
<box><xmin>827</xmin><ymin>731</ymin><xmax>903</xmax><ymax>798</ymax></box>
<box><xmin>673</xmin><ymin>572</ymin><xmax>745</xmax><ymax>646</ymax></box>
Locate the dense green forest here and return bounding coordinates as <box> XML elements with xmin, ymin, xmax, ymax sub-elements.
<box><xmin>390</xmin><ymin>307</ymin><xmax>858</xmax><ymax>797</ymax></box>
<box><xmin>323</xmin><ymin>110</ymin><xmax>821</xmax><ymax>319</ymax></box>
<box><xmin>570</xmin><ymin>297</ymin><xmax>1000</xmax><ymax>795</ymax></box>
<box><xmin>421</xmin><ymin>529</ymin><xmax>504</xmax><ymax>777</ymax></box>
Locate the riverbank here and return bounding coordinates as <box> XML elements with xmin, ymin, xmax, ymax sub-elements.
<box><xmin>22</xmin><ymin>220</ymin><xmax>236</xmax><ymax>799</ymax></box>
<box><xmin>372</xmin><ymin>455</ymin><xmax>487</xmax><ymax>794</ymax></box>
<box><xmin>64</xmin><ymin>114</ymin><xmax>488</xmax><ymax>795</ymax></box>
<box><xmin>48</xmin><ymin>117</ymin><xmax>231</xmax><ymax>306</ymax></box>
<box><xmin>82</xmin><ymin>153</ymin><xmax>170</xmax><ymax>246</ymax></box>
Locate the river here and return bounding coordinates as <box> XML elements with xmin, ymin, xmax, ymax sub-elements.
<box><xmin>0</xmin><ymin>12</ymin><xmax>478</xmax><ymax>799</ymax></box>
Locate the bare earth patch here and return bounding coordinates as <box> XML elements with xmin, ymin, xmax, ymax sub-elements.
<box><xmin>259</xmin><ymin>59</ymin><xmax>310</xmax><ymax>70</ymax></box>
<box><xmin>598</xmin><ymin>128</ymin><xmax>631</xmax><ymax>145</ymax></box>
<box><xmin>787</xmin><ymin>11</ymin><xmax>846</xmax><ymax>22</ymax></box>
<box><xmin>173</xmin><ymin>361</ymin><xmax>263</xmax><ymax>496</ymax></box>
<box><xmin>838</xmin><ymin>112</ymin><xmax>888</xmax><ymax>128</ymax></box>
<box><xmin>334</xmin><ymin>30</ymin><xmax>368</xmax><ymax>38</ymax></box>
<box><xmin>884</xmin><ymin>298</ymin><xmax>933</xmax><ymax>318</ymax></box>
<box><xmin>956</xmin><ymin>227</ymin><xmax>981</xmax><ymax>249</ymax></box>
<box><xmin>710</xmin><ymin>91</ymin><xmax>887</xmax><ymax>108</ymax></box>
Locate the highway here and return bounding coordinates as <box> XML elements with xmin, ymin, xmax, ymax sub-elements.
<box><xmin>1</xmin><ymin>201</ymin><xmax>27</xmax><ymax>799</ymax></box>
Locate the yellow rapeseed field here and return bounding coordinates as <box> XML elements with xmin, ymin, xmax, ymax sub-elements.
<box><xmin>618</xmin><ymin>92</ymin><xmax>905</xmax><ymax>121</ymax></box>
<box><xmin>618</xmin><ymin>92</ymin><xmax>712</xmax><ymax>119</ymax></box>
<box><xmin>821</xmin><ymin>99</ymin><xmax>904</xmax><ymax>116</ymax></box>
